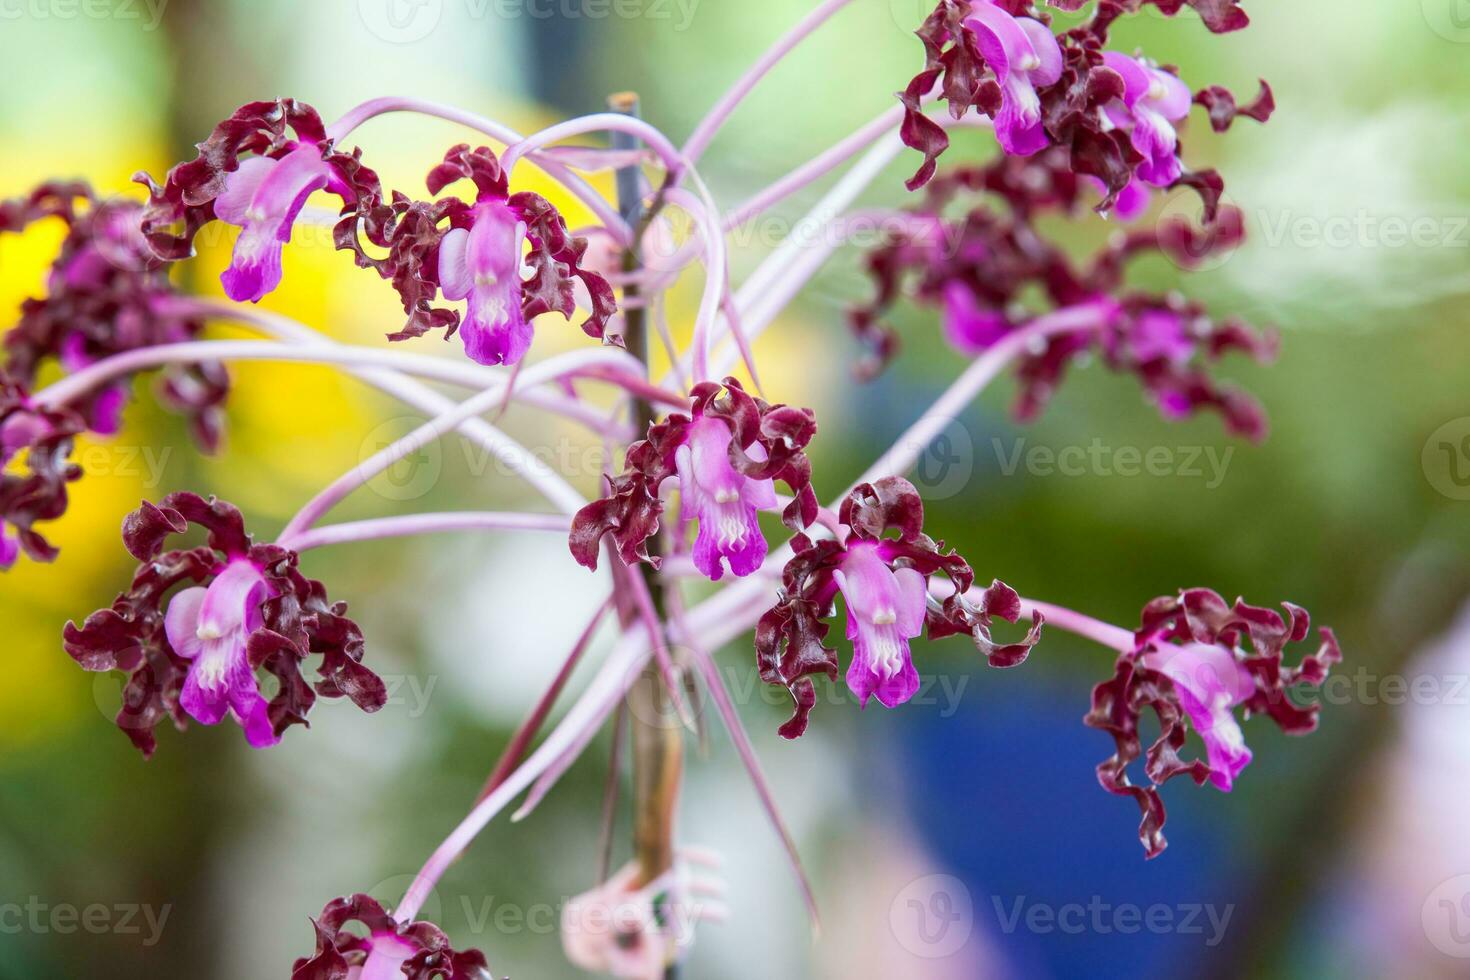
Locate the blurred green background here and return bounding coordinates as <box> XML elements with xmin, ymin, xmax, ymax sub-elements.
<box><xmin>2</xmin><ymin>0</ymin><xmax>1470</xmax><ymax>977</ymax></box>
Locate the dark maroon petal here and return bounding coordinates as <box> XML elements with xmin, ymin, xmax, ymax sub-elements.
<box><xmin>1195</xmin><ymin>80</ymin><xmax>1275</xmax><ymax>132</ymax></box>
<box><xmin>0</xmin><ymin>370</ymin><xmax>85</xmax><ymax>564</ymax></box>
<box><xmin>840</xmin><ymin>476</ymin><xmax>926</xmax><ymax>542</ymax></box>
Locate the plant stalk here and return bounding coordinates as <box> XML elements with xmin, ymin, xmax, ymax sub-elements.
<box><xmin>611</xmin><ymin>91</ymin><xmax>685</xmax><ymax>980</ymax></box>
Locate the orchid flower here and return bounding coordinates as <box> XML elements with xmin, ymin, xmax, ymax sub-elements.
<box><xmin>570</xmin><ymin>377</ymin><xmax>816</xmax><ymax>580</ymax></box>
<box><xmin>0</xmin><ymin>370</ymin><xmax>82</xmax><ymax>566</ymax></box>
<box><xmin>291</xmin><ymin>894</ymin><xmax>491</xmax><ymax>980</ymax></box>
<box><xmin>901</xmin><ymin>0</ymin><xmax>1270</xmax><ymax>215</ymax></box>
<box><xmin>214</xmin><ymin>144</ymin><xmax>351</xmax><ymax>302</ymax></box>
<box><xmin>1</xmin><ymin>182</ymin><xmax>225</xmax><ymax>446</ymax></box>
<box><xmin>1086</xmin><ymin>588</ymin><xmax>1342</xmax><ymax>856</ymax></box>
<box><xmin>164</xmin><ymin>556</ymin><xmax>278</xmax><ymax>747</ymax></box>
<box><xmin>562</xmin><ymin>854</ymin><xmax>727</xmax><ymax>980</ymax></box>
<box><xmin>63</xmin><ymin>493</ymin><xmax>386</xmax><ymax>756</ymax></box>
<box><xmin>339</xmin><ymin>142</ymin><xmax>618</xmax><ymax>366</ymax></box>
<box><xmin>1100</xmin><ymin>52</ymin><xmax>1194</xmax><ymax>188</ymax></box>
<box><xmin>757</xmin><ymin>477</ymin><xmax>1041</xmax><ymax>737</ymax></box>
<box><xmin>851</xmin><ymin>146</ymin><xmax>1275</xmax><ymax>439</ymax></box>
<box><xmin>965</xmin><ymin>0</ymin><xmax>1063</xmax><ymax>156</ymax></box>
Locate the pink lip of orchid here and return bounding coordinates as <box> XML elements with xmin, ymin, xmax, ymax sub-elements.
<box><xmin>214</xmin><ymin>143</ymin><xmax>349</xmax><ymax>304</ymax></box>
<box><xmin>1101</xmin><ymin>52</ymin><xmax>1194</xmax><ymax>187</ymax></box>
<box><xmin>355</xmin><ymin>932</ymin><xmax>420</xmax><ymax>980</ymax></box>
<box><xmin>163</xmin><ymin>556</ymin><xmax>279</xmax><ymax>748</ymax></box>
<box><xmin>964</xmin><ymin>1</ymin><xmax>1064</xmax><ymax>156</ymax></box>
<box><xmin>0</xmin><ymin>525</ymin><xmax>18</xmax><ymax>569</ymax></box>
<box><xmin>673</xmin><ymin>414</ymin><xmax>778</xmax><ymax>581</ymax></box>
<box><xmin>834</xmin><ymin>540</ymin><xmax>928</xmax><ymax>709</ymax></box>
<box><xmin>436</xmin><ymin>199</ymin><xmax>532</xmax><ymax>367</ymax></box>
<box><xmin>1140</xmin><ymin>640</ymin><xmax>1256</xmax><ymax>791</ymax></box>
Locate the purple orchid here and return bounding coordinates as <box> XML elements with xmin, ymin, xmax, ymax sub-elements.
<box><xmin>965</xmin><ymin>1</ymin><xmax>1063</xmax><ymax>156</ymax></box>
<box><xmin>436</xmin><ymin>198</ymin><xmax>531</xmax><ymax>366</ymax></box>
<box><xmin>214</xmin><ymin>144</ymin><xmax>351</xmax><ymax>302</ymax></box>
<box><xmin>1</xmin><ymin>182</ymin><xmax>226</xmax><ymax>446</ymax></box>
<box><xmin>1101</xmin><ymin>52</ymin><xmax>1194</xmax><ymax>187</ymax></box>
<box><xmin>833</xmin><ymin>539</ymin><xmax>928</xmax><ymax>708</ymax></box>
<box><xmin>941</xmin><ymin>279</ymin><xmax>1011</xmax><ymax>355</ymax></box>
<box><xmin>758</xmin><ymin>477</ymin><xmax>1041</xmax><ymax>737</ymax></box>
<box><xmin>63</xmin><ymin>493</ymin><xmax>386</xmax><ymax>756</ymax></box>
<box><xmin>0</xmin><ymin>370</ymin><xmax>83</xmax><ymax>567</ymax></box>
<box><xmin>901</xmin><ymin>0</ymin><xmax>1268</xmax><ymax>213</ymax></box>
<box><xmin>1087</xmin><ymin>588</ymin><xmax>1341</xmax><ymax>856</ymax></box>
<box><xmin>1087</xmin><ymin>175</ymin><xmax>1152</xmax><ymax>221</ymax></box>
<box><xmin>163</xmin><ymin>556</ymin><xmax>278</xmax><ymax>748</ymax></box>
<box><xmin>338</xmin><ymin>143</ymin><xmax>617</xmax><ymax>366</ymax></box>
<box><xmin>852</xmin><ymin>147</ymin><xmax>1275</xmax><ymax>440</ymax></box>
<box><xmin>1138</xmin><ymin>640</ymin><xmax>1254</xmax><ymax>790</ymax></box>
<box><xmin>136</xmin><ymin>100</ymin><xmax>379</xmax><ymax>306</ymax></box>
<box><xmin>292</xmin><ymin>894</ymin><xmax>490</xmax><ymax>980</ymax></box>
<box><xmin>674</xmin><ymin>414</ymin><xmax>779</xmax><ymax>581</ymax></box>
<box><xmin>570</xmin><ymin>378</ymin><xmax>816</xmax><ymax>579</ymax></box>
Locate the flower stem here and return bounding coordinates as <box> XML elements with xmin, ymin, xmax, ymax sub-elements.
<box><xmin>681</xmin><ymin>0</ymin><xmax>857</xmax><ymax>167</ymax></box>
<box><xmin>613</xmin><ymin>93</ymin><xmax>686</xmax><ymax>979</ymax></box>
<box><xmin>1017</xmin><ymin>599</ymin><xmax>1135</xmax><ymax>653</ymax></box>
<box><xmin>848</xmin><ymin>300</ymin><xmax>1117</xmax><ymax>494</ymax></box>
<box><xmin>279</xmin><ymin>511</ymin><xmax>571</xmax><ymax>553</ymax></box>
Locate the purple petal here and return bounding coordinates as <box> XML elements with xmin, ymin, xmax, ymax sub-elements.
<box><xmin>213</xmin><ymin>156</ymin><xmax>275</xmax><ymax>226</ymax></box>
<box><xmin>164</xmin><ymin>586</ymin><xmax>208</xmax><ymax>661</ymax></box>
<box><xmin>1101</xmin><ymin>51</ymin><xmax>1151</xmax><ymax>107</ymax></box>
<box><xmin>1017</xmin><ymin>17</ymin><xmax>1063</xmax><ymax>86</ymax></box>
<box><xmin>179</xmin><ymin>652</ymin><xmax>231</xmax><ymax>726</ymax></box>
<box><xmin>0</xmin><ymin>524</ymin><xmax>19</xmax><ymax>570</ymax></box>
<box><xmin>220</xmin><ymin>229</ymin><xmax>284</xmax><ymax>303</ymax></box>
<box><xmin>460</xmin><ymin>290</ymin><xmax>533</xmax><ymax>366</ymax></box>
<box><xmin>995</xmin><ymin>76</ymin><xmax>1049</xmax><ymax>155</ymax></box>
<box><xmin>1144</xmin><ymin>66</ymin><xmax>1194</xmax><ymax>120</ymax></box>
<box><xmin>965</xmin><ymin>2</ymin><xmax>1030</xmax><ymax>79</ymax></box>
<box><xmin>233</xmin><ymin>687</ymin><xmax>280</xmax><ymax>749</ymax></box>
<box><xmin>437</xmin><ymin>226</ymin><xmax>473</xmax><ymax>300</ymax></box>
<box><xmin>1129</xmin><ymin>108</ymin><xmax>1182</xmax><ymax>187</ymax></box>
<box><xmin>943</xmin><ymin>281</ymin><xmax>1009</xmax><ymax>353</ymax></box>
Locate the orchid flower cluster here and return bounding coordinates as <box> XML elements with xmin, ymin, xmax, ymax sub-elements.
<box><xmin>3</xmin><ymin>0</ymin><xmax>1340</xmax><ymax>975</ymax></box>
